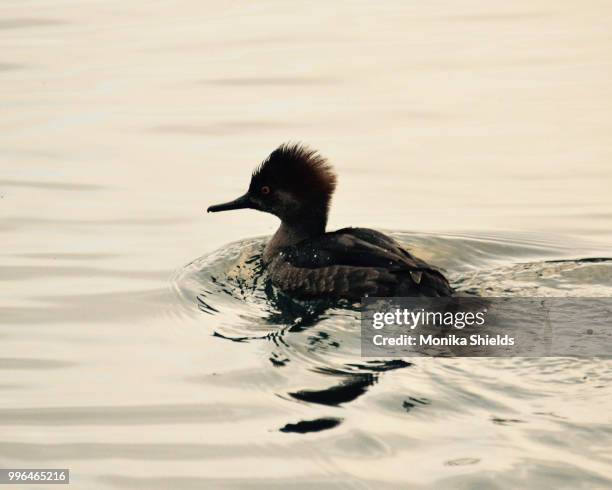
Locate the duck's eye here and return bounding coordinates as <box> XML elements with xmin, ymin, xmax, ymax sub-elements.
<box><xmin>261</xmin><ymin>186</ymin><xmax>271</xmax><ymax>195</ymax></box>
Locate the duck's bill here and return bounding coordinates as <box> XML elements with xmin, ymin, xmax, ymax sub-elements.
<box><xmin>207</xmin><ymin>193</ymin><xmax>253</xmax><ymax>213</ymax></box>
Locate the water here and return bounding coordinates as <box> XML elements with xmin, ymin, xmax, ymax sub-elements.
<box><xmin>2</xmin><ymin>1</ymin><xmax>612</xmax><ymax>488</ymax></box>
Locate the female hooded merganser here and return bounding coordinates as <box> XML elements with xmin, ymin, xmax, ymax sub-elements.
<box><xmin>208</xmin><ymin>143</ymin><xmax>453</xmax><ymax>300</ymax></box>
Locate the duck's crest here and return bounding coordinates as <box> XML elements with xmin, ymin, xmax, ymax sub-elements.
<box><xmin>252</xmin><ymin>143</ymin><xmax>337</xmax><ymax>200</ymax></box>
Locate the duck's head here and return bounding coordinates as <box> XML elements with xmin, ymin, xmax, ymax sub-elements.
<box><xmin>207</xmin><ymin>143</ymin><xmax>337</xmax><ymax>228</ymax></box>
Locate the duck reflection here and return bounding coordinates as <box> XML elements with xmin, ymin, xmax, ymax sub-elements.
<box><xmin>194</xmin><ymin>249</ymin><xmax>415</xmax><ymax>420</ymax></box>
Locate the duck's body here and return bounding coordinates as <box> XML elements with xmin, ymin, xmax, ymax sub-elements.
<box><xmin>208</xmin><ymin>144</ymin><xmax>453</xmax><ymax>300</ymax></box>
<box><xmin>264</xmin><ymin>227</ymin><xmax>451</xmax><ymax>300</ymax></box>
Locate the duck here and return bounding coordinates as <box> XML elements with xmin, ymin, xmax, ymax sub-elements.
<box><xmin>207</xmin><ymin>143</ymin><xmax>453</xmax><ymax>300</ymax></box>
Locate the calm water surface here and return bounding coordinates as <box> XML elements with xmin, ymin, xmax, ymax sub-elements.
<box><xmin>1</xmin><ymin>1</ymin><xmax>612</xmax><ymax>488</ymax></box>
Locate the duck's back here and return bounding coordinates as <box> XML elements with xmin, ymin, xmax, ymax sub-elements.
<box><xmin>267</xmin><ymin>227</ymin><xmax>453</xmax><ymax>300</ymax></box>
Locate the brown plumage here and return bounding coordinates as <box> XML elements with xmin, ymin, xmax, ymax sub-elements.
<box><xmin>208</xmin><ymin>143</ymin><xmax>453</xmax><ymax>300</ymax></box>
<box><xmin>251</xmin><ymin>143</ymin><xmax>337</xmax><ymax>206</ymax></box>
<box><xmin>267</xmin><ymin>227</ymin><xmax>452</xmax><ymax>299</ymax></box>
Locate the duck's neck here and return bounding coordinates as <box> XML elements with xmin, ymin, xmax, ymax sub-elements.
<box><xmin>263</xmin><ymin>212</ymin><xmax>327</xmax><ymax>264</ymax></box>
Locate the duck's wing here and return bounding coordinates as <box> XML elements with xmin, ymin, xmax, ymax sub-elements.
<box><xmin>274</xmin><ymin>227</ymin><xmax>452</xmax><ymax>298</ymax></box>
<box><xmin>284</xmin><ymin>227</ymin><xmax>429</xmax><ymax>270</ymax></box>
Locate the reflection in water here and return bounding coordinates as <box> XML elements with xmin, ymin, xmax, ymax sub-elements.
<box><xmin>172</xmin><ymin>231</ymin><xmax>612</xmax><ymax>487</ymax></box>
<box><xmin>402</xmin><ymin>396</ymin><xmax>431</xmax><ymax>412</ymax></box>
<box><xmin>289</xmin><ymin>372</ymin><xmax>376</xmax><ymax>407</ymax></box>
<box><xmin>280</xmin><ymin>417</ymin><xmax>342</xmax><ymax>434</ymax></box>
